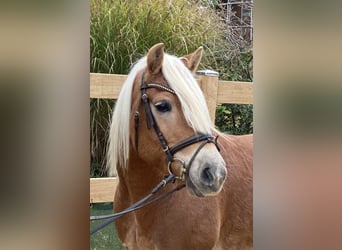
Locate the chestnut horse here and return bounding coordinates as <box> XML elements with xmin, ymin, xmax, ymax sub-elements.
<box><xmin>107</xmin><ymin>43</ymin><xmax>252</xmax><ymax>249</ymax></box>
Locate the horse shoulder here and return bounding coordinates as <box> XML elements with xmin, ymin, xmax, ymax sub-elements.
<box><xmin>114</xmin><ymin>176</ymin><xmax>138</xmax><ymax>248</ymax></box>
<box><xmin>216</xmin><ymin>133</ymin><xmax>253</xmax><ymax>249</ymax></box>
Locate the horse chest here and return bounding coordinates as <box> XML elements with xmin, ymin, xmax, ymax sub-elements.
<box><xmin>133</xmin><ymin>200</ymin><xmax>222</xmax><ymax>249</ymax></box>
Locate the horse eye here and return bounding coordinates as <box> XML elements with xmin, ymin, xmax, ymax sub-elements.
<box><xmin>154</xmin><ymin>101</ymin><xmax>172</xmax><ymax>113</ymax></box>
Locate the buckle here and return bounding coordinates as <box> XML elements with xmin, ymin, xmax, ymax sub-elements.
<box><xmin>141</xmin><ymin>93</ymin><xmax>148</xmax><ymax>102</ymax></box>
<box><xmin>167</xmin><ymin>158</ymin><xmax>186</xmax><ymax>180</ymax></box>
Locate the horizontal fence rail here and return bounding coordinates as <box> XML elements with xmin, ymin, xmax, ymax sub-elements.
<box><xmin>90</xmin><ymin>177</ymin><xmax>119</xmax><ymax>203</ymax></box>
<box><xmin>90</xmin><ymin>72</ymin><xmax>253</xmax><ymax>203</ymax></box>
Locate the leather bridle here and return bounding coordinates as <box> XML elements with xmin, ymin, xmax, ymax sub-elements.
<box><xmin>134</xmin><ymin>72</ymin><xmax>220</xmax><ymax>180</ymax></box>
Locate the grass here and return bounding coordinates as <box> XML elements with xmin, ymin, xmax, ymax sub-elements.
<box><xmin>90</xmin><ymin>203</ymin><xmax>125</xmax><ymax>250</ymax></box>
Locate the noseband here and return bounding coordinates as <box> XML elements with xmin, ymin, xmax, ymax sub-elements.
<box><xmin>134</xmin><ymin>72</ymin><xmax>219</xmax><ymax>180</ymax></box>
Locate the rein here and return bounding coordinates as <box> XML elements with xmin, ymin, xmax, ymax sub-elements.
<box><xmin>90</xmin><ymin>174</ymin><xmax>185</xmax><ymax>235</ymax></box>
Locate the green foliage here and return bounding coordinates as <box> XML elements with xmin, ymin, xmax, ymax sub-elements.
<box><xmin>90</xmin><ymin>0</ymin><xmax>253</xmax><ymax>176</ymax></box>
<box><xmin>220</xmin><ymin>51</ymin><xmax>253</xmax><ymax>82</ymax></box>
<box><xmin>90</xmin><ymin>162</ymin><xmax>104</xmax><ymax>178</ymax></box>
<box><xmin>215</xmin><ymin>104</ymin><xmax>253</xmax><ymax>135</ymax></box>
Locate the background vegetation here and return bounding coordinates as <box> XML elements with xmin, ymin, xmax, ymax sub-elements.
<box><xmin>90</xmin><ymin>0</ymin><xmax>253</xmax><ymax>176</ymax></box>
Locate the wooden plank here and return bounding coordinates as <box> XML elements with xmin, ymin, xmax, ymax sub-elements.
<box><xmin>90</xmin><ymin>73</ymin><xmax>126</xmax><ymax>99</ymax></box>
<box><xmin>90</xmin><ymin>177</ymin><xmax>118</xmax><ymax>203</ymax></box>
<box><xmin>217</xmin><ymin>80</ymin><xmax>253</xmax><ymax>104</ymax></box>
<box><xmin>90</xmin><ymin>73</ymin><xmax>254</xmax><ymax>105</ymax></box>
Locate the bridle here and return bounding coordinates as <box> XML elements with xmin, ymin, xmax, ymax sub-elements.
<box><xmin>134</xmin><ymin>72</ymin><xmax>220</xmax><ymax>180</ymax></box>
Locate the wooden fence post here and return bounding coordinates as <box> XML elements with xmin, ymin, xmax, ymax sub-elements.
<box><xmin>196</xmin><ymin>70</ymin><xmax>219</xmax><ymax>122</ymax></box>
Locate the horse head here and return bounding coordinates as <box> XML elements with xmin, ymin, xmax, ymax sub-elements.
<box><xmin>109</xmin><ymin>43</ymin><xmax>227</xmax><ymax>197</ymax></box>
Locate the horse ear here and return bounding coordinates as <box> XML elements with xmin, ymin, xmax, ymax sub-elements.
<box><xmin>147</xmin><ymin>43</ymin><xmax>165</xmax><ymax>75</ymax></box>
<box><xmin>180</xmin><ymin>46</ymin><xmax>203</xmax><ymax>73</ymax></box>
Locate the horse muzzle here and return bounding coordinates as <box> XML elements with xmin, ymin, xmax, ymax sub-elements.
<box><xmin>186</xmin><ymin>161</ymin><xmax>227</xmax><ymax>197</ymax></box>
<box><xmin>167</xmin><ymin>137</ymin><xmax>227</xmax><ymax>197</ymax></box>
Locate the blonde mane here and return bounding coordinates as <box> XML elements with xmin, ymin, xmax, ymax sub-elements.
<box><xmin>107</xmin><ymin>54</ymin><xmax>214</xmax><ymax>176</ymax></box>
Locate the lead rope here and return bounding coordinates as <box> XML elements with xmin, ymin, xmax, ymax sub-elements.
<box><xmin>90</xmin><ymin>174</ymin><xmax>184</xmax><ymax>235</ymax></box>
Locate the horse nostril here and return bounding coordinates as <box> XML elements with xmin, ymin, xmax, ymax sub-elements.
<box><xmin>201</xmin><ymin>167</ymin><xmax>215</xmax><ymax>187</ymax></box>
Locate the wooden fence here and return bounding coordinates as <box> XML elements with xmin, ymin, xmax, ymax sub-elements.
<box><xmin>90</xmin><ymin>72</ymin><xmax>253</xmax><ymax>203</ymax></box>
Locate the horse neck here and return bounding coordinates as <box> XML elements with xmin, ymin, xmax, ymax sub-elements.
<box><xmin>120</xmin><ymin>145</ymin><xmax>167</xmax><ymax>200</ymax></box>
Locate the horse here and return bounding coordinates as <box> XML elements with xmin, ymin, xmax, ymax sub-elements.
<box><xmin>107</xmin><ymin>43</ymin><xmax>253</xmax><ymax>250</ymax></box>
